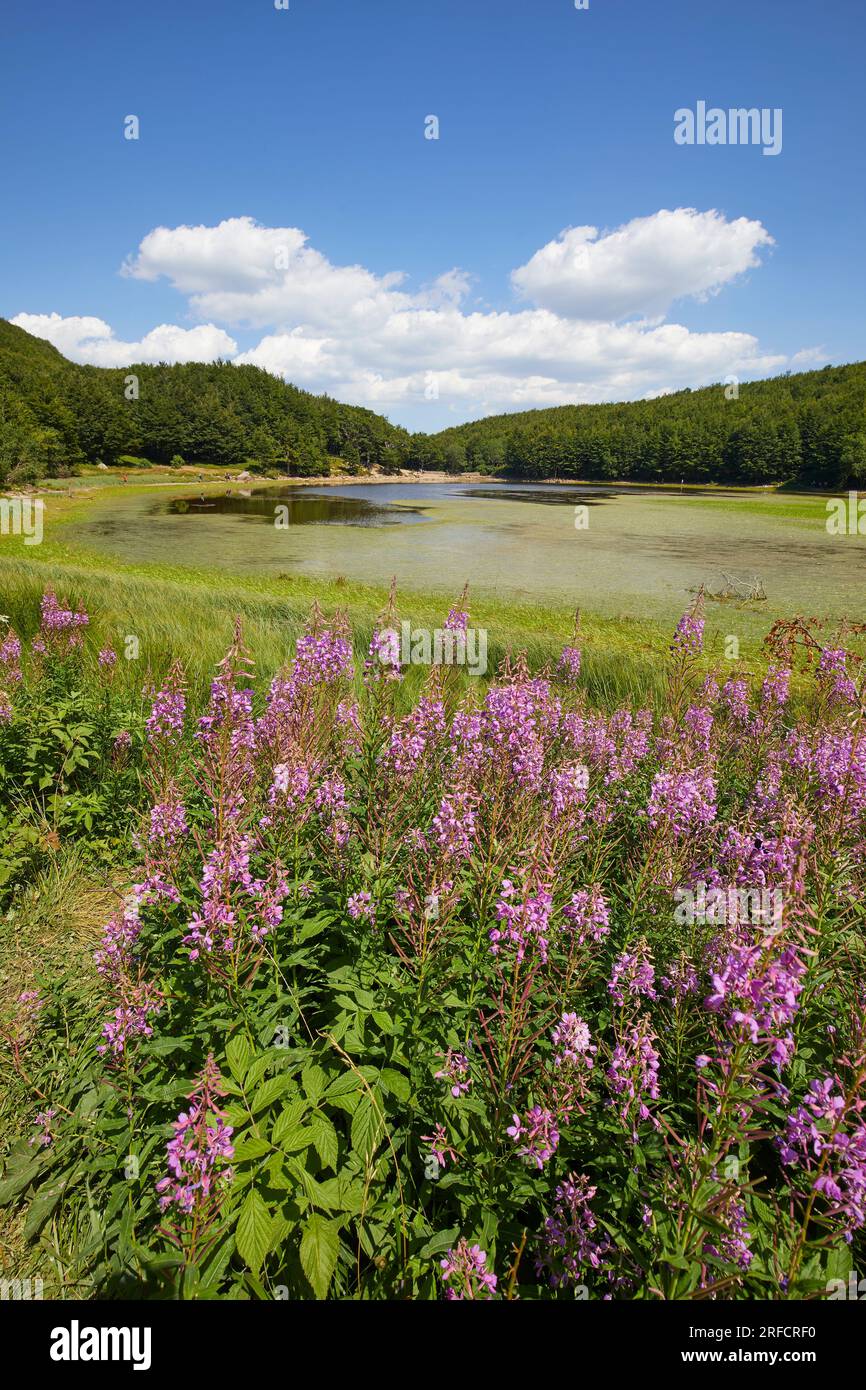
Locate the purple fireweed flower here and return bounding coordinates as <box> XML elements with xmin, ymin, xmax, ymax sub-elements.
<box><xmin>16</xmin><ymin>989</ymin><xmax>44</xmax><ymax>1021</ymax></box>
<box><xmin>551</xmin><ymin>1013</ymin><xmax>595</xmax><ymax>1070</ymax></box>
<box><xmin>292</xmin><ymin>629</ymin><xmax>354</xmax><ymax>688</ymax></box>
<box><xmin>156</xmin><ymin>1054</ymin><xmax>234</xmax><ymax>1216</ymax></box>
<box><xmin>489</xmin><ymin>878</ymin><xmax>553</xmax><ymax>965</ymax></box>
<box><xmin>761</xmin><ymin>666</ymin><xmax>791</xmax><ymax>710</ymax></box>
<box><xmin>608</xmin><ymin>945</ymin><xmax>657</xmax><ymax>1006</ymax></box>
<box><xmin>507</xmin><ymin>1105</ymin><xmax>560</xmax><ymax>1169</ymax></box>
<box><xmin>29</xmin><ymin>1109</ymin><xmax>57</xmax><ymax>1149</ymax></box>
<box><xmin>94</xmin><ymin>903</ymin><xmax>141</xmax><ymax>983</ymax></box>
<box><xmin>557</xmin><ymin>645</ymin><xmax>582</xmax><ymax>685</ymax></box>
<box><xmin>366</xmin><ymin>627</ymin><xmax>402</xmax><ymax>682</ymax></box>
<box><xmin>563</xmin><ymin>886</ymin><xmax>610</xmax><ymax>945</ymax></box>
<box><xmin>435</xmin><ymin>1049</ymin><xmax>471</xmax><ymax>1098</ymax></box>
<box><xmin>267</xmin><ymin>761</ymin><xmax>312</xmax><ymax>815</ymax></box>
<box><xmin>720</xmin><ymin>678</ymin><xmax>750</xmax><ymax>725</ymax></box>
<box><xmin>146</xmin><ymin>665</ymin><xmax>186</xmax><ymax>743</ymax></box>
<box><xmin>660</xmin><ymin>955</ymin><xmax>700</xmax><ymax>1000</ymax></box>
<box><xmin>817</xmin><ymin>648</ymin><xmax>858</xmax><ymax>704</ymax></box>
<box><xmin>547</xmin><ymin>761</ymin><xmax>589</xmax><ymax>822</ymax></box>
<box><xmin>704</xmin><ymin>928</ymin><xmax>806</xmax><ymax>1068</ymax></box>
<box><xmin>421</xmin><ymin>1123</ymin><xmax>458</xmax><ymax>1171</ymax></box>
<box><xmin>685</xmin><ymin>704</ymin><xmax>714</xmax><ymax>753</ymax></box>
<box><xmin>39</xmin><ymin>590</ymin><xmax>89</xmax><ymax>650</ymax></box>
<box><xmin>98</xmin><ymin>646</ymin><xmax>117</xmax><ymax>670</ymax></box>
<box><xmin>564</xmin><ymin>707</ymin><xmax>652</xmax><ymax>786</ymax></box>
<box><xmin>647</xmin><ymin>769</ymin><xmax>717</xmax><ymax>836</ymax></box>
<box><xmin>439</xmin><ymin>1238</ymin><xmax>497</xmax><ymax>1300</ymax></box>
<box><xmin>703</xmin><ymin>1195</ymin><xmax>754</xmax><ymax>1271</ymax></box>
<box><xmin>147</xmin><ymin>797</ymin><xmax>188</xmax><ymax>848</ymax></box>
<box><xmin>431</xmin><ymin>788</ymin><xmax>477</xmax><ymax>860</ymax></box>
<box><xmin>607</xmin><ymin>1017</ymin><xmax>661</xmax><ymax>1138</ymax></box>
<box><xmin>347</xmin><ymin>890</ymin><xmax>376</xmax><ymax>924</ymax></box>
<box><xmin>0</xmin><ymin>631</ymin><xmax>22</xmax><ymax>682</ymax></box>
<box><xmin>182</xmin><ymin>839</ymin><xmax>288</xmax><ymax>960</ymax></box>
<box><xmin>536</xmin><ymin>1174</ymin><xmax>611</xmax><ymax>1288</ymax></box>
<box><xmin>778</xmin><ymin>1075</ymin><xmax>866</xmax><ymax>1237</ymax></box>
<box><xmin>98</xmin><ymin>981</ymin><xmax>163</xmax><ymax>1056</ymax></box>
<box><xmin>672</xmin><ymin>608</ymin><xmax>704</xmax><ymax>656</ymax></box>
<box><xmin>475</xmin><ymin>677</ymin><xmax>560</xmax><ymax>793</ymax></box>
<box><xmin>444</xmin><ymin>605</ymin><xmax>469</xmax><ymax>634</ymax></box>
<box><xmin>133</xmin><ymin>875</ymin><xmax>181</xmax><ymax>906</ymax></box>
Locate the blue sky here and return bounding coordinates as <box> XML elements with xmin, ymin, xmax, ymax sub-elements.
<box><xmin>2</xmin><ymin>0</ymin><xmax>863</xmax><ymax>429</ymax></box>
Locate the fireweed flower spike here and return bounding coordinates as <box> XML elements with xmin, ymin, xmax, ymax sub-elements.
<box><xmin>435</xmin><ymin>1049</ymin><xmax>471</xmax><ymax>1098</ymax></box>
<box><xmin>146</xmin><ymin>661</ymin><xmax>186</xmax><ymax>744</ymax></box>
<box><xmin>507</xmin><ymin>1105</ymin><xmax>560</xmax><ymax>1169</ymax></box>
<box><xmin>536</xmin><ymin>1174</ymin><xmax>611</xmax><ymax>1289</ymax></box>
<box><xmin>439</xmin><ymin>1238</ymin><xmax>498</xmax><ymax>1299</ymax></box>
<box><xmin>156</xmin><ymin>1055</ymin><xmax>234</xmax><ymax>1262</ymax></box>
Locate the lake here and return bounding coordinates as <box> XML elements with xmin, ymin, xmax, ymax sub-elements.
<box><xmin>71</xmin><ymin>481</ymin><xmax>866</xmax><ymax>629</ymax></box>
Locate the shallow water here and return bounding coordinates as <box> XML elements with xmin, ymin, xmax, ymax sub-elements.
<box><xmin>72</xmin><ymin>481</ymin><xmax>866</xmax><ymax>627</ymax></box>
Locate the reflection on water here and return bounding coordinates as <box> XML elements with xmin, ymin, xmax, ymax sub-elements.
<box><xmin>462</xmin><ymin>484</ymin><xmax>749</xmax><ymax>505</ymax></box>
<box><xmin>162</xmin><ymin>489</ymin><xmax>429</xmax><ymax>527</ymax></box>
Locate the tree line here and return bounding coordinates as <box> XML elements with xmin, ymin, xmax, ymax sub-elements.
<box><xmin>1</xmin><ymin>317</ymin><xmax>864</xmax><ymax>490</ymax></box>
<box><xmin>0</xmin><ymin>319</ymin><xmax>410</xmax><ymax>484</ymax></box>
<box><xmin>406</xmin><ymin>363</ymin><xmax>866</xmax><ymax>489</ymax></box>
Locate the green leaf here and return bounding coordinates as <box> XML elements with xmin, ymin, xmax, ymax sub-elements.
<box><xmin>251</xmin><ymin>1074</ymin><xmax>293</xmax><ymax>1114</ymax></box>
<box><xmin>350</xmin><ymin>1096</ymin><xmax>384</xmax><ymax>1163</ymax></box>
<box><xmin>309</xmin><ymin>1113</ymin><xmax>339</xmax><ymax>1170</ymax></box>
<box><xmin>300</xmin><ymin>1213</ymin><xmax>341</xmax><ymax>1299</ymax></box>
<box><xmin>272</xmin><ymin>1122</ymin><xmax>315</xmax><ymax>1155</ymax></box>
<box><xmin>271</xmin><ymin>1101</ymin><xmax>310</xmax><ymax>1146</ymax></box>
<box><xmin>381</xmin><ymin>1067</ymin><xmax>410</xmax><ymax>1101</ymax></box>
<box><xmin>0</xmin><ymin>1158</ymin><xmax>44</xmax><ymax>1205</ymax></box>
<box><xmin>418</xmin><ymin>1227</ymin><xmax>460</xmax><ymax>1259</ymax></box>
<box><xmin>316</xmin><ymin>1173</ymin><xmax>367</xmax><ymax>1215</ymax></box>
<box><xmin>235</xmin><ymin>1188</ymin><xmax>273</xmax><ymax>1276</ymax></box>
<box><xmin>301</xmin><ymin>1064</ymin><xmax>328</xmax><ymax>1103</ymax></box>
<box><xmin>226</xmin><ymin>1035</ymin><xmax>253</xmax><ymax>1085</ymax></box>
<box><xmin>233</xmin><ymin>1134</ymin><xmax>272</xmax><ymax>1161</ymax></box>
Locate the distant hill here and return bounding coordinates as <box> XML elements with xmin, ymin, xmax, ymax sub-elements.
<box><xmin>412</xmin><ymin>361</ymin><xmax>866</xmax><ymax>489</ymax></box>
<box><xmin>0</xmin><ymin>319</ymin><xmax>410</xmax><ymax>485</ymax></box>
<box><xmin>2</xmin><ymin>318</ymin><xmax>864</xmax><ymax>490</ymax></box>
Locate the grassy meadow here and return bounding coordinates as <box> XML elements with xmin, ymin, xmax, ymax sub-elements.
<box><xmin>1</xmin><ymin>473</ymin><xmax>864</xmax><ymax>1301</ymax></box>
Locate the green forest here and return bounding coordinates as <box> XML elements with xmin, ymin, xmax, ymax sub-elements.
<box><xmin>1</xmin><ymin>317</ymin><xmax>864</xmax><ymax>489</ymax></box>
<box><xmin>0</xmin><ymin>318</ymin><xmax>409</xmax><ymax>483</ymax></box>
<box><xmin>410</xmin><ymin>363</ymin><xmax>866</xmax><ymax>488</ymax></box>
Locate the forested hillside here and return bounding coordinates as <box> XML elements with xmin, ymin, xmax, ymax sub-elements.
<box><xmin>409</xmin><ymin>362</ymin><xmax>866</xmax><ymax>489</ymax></box>
<box><xmin>0</xmin><ymin>319</ymin><xmax>410</xmax><ymax>484</ymax></box>
<box><xmin>1</xmin><ymin>318</ymin><xmax>864</xmax><ymax>489</ymax></box>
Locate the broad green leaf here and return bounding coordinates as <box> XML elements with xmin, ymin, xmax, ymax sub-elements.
<box><xmin>226</xmin><ymin>1035</ymin><xmax>253</xmax><ymax>1085</ymax></box>
<box><xmin>309</xmin><ymin>1113</ymin><xmax>339</xmax><ymax>1170</ymax></box>
<box><xmin>350</xmin><ymin>1096</ymin><xmax>384</xmax><ymax>1163</ymax></box>
<box><xmin>236</xmin><ymin>1188</ymin><xmax>273</xmax><ymax>1276</ymax></box>
<box><xmin>233</xmin><ymin>1134</ymin><xmax>272</xmax><ymax>1161</ymax></box>
<box><xmin>251</xmin><ymin>1074</ymin><xmax>293</xmax><ymax>1113</ymax></box>
<box><xmin>300</xmin><ymin>1213</ymin><xmax>341</xmax><ymax>1299</ymax></box>
<box><xmin>381</xmin><ymin>1067</ymin><xmax>411</xmax><ymax>1101</ymax></box>
<box><xmin>271</xmin><ymin>1101</ymin><xmax>310</xmax><ymax>1146</ymax></box>
<box><xmin>301</xmin><ymin>1064</ymin><xmax>328</xmax><ymax>1103</ymax></box>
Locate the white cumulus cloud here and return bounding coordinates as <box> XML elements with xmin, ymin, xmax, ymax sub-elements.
<box><xmin>11</xmin><ymin>210</ymin><xmax>819</xmax><ymax>426</ymax></box>
<box><xmin>511</xmin><ymin>208</ymin><xmax>775</xmax><ymax>321</ymax></box>
<box><xmin>11</xmin><ymin>312</ymin><xmax>237</xmax><ymax>367</ymax></box>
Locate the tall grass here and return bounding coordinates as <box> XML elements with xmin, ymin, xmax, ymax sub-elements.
<box><xmin>0</xmin><ymin>557</ymin><xmax>671</xmax><ymax>711</ymax></box>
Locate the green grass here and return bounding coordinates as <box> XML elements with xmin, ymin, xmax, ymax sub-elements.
<box><xmin>0</xmin><ymin>553</ymin><xmax>673</xmax><ymax>710</ymax></box>
<box><xmin>2</xmin><ymin>473</ymin><xmax>846</xmax><ymax>711</ymax></box>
